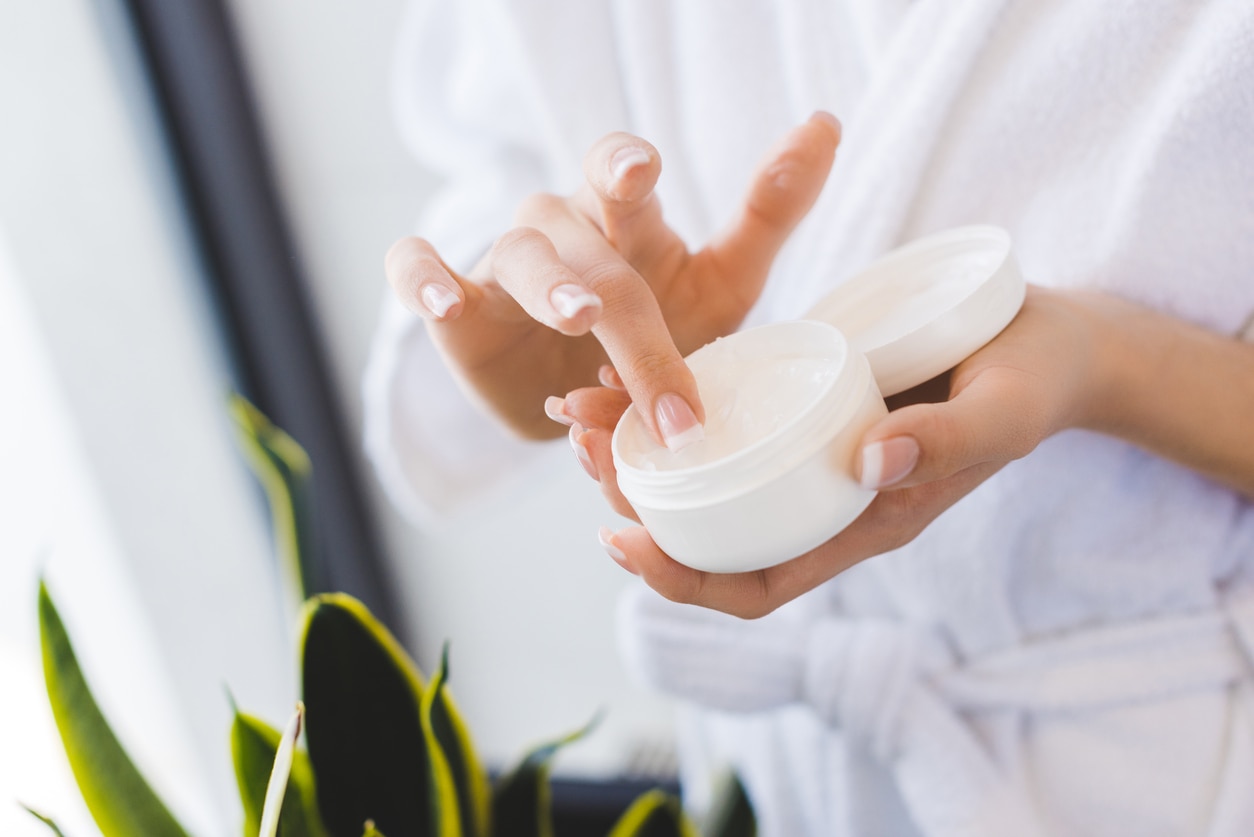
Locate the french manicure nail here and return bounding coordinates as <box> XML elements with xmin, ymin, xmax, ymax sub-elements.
<box><xmin>859</xmin><ymin>436</ymin><xmax>920</xmax><ymax>490</ymax></box>
<box><xmin>551</xmin><ymin>284</ymin><xmax>602</xmax><ymax>320</ymax></box>
<box><xmin>598</xmin><ymin>526</ymin><xmax>629</xmax><ymax>565</ymax></box>
<box><xmin>655</xmin><ymin>393</ymin><xmax>704</xmax><ymax>453</ymax></box>
<box><xmin>609</xmin><ymin>147</ymin><xmax>651</xmax><ymax>185</ymax></box>
<box><xmin>570</xmin><ymin>423</ymin><xmax>598</xmax><ymax>481</ymax></box>
<box><xmin>420</xmin><ymin>284</ymin><xmax>459</xmax><ymax>319</ymax></box>
<box><xmin>811</xmin><ymin>110</ymin><xmax>841</xmax><ymax>132</ymax></box>
<box><xmin>545</xmin><ymin>396</ymin><xmax>575</xmax><ymax>426</ymax></box>
<box><xmin>597</xmin><ymin>365</ymin><xmax>625</xmax><ymax>391</ymax></box>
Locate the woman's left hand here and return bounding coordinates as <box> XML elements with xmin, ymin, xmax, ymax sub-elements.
<box><xmin>550</xmin><ymin>284</ymin><xmax>1109</xmax><ymax>618</ymax></box>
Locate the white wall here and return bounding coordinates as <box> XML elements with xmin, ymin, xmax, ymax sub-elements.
<box><xmin>214</xmin><ymin>0</ymin><xmax>680</xmax><ymax>776</ymax></box>
<box><xmin>0</xmin><ymin>0</ymin><xmax>295</xmax><ymax>832</ymax></box>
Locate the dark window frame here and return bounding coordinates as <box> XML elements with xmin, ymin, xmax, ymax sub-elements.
<box><xmin>111</xmin><ymin>0</ymin><xmax>402</xmax><ymax>631</ymax></box>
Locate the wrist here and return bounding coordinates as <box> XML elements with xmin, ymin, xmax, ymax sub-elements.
<box><xmin>1063</xmin><ymin>289</ymin><xmax>1161</xmax><ymax>438</ymax></box>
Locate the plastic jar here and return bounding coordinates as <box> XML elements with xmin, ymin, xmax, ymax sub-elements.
<box><xmin>610</xmin><ymin>225</ymin><xmax>1025</xmax><ymax>574</ymax></box>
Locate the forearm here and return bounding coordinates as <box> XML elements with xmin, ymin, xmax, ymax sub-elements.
<box><xmin>1078</xmin><ymin>291</ymin><xmax>1254</xmax><ymax>498</ymax></box>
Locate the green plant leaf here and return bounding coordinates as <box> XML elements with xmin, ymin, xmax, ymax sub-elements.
<box><xmin>360</xmin><ymin>822</ymin><xmax>386</xmax><ymax>837</ymax></box>
<box><xmin>607</xmin><ymin>791</ymin><xmax>698</xmax><ymax>837</ymax></box>
<box><xmin>491</xmin><ymin>715</ymin><xmax>600</xmax><ymax>837</ymax></box>
<box><xmin>229</xmin><ymin>394</ymin><xmax>317</xmax><ymax>601</ymax></box>
<box><xmin>258</xmin><ymin>704</ymin><xmax>304</xmax><ymax>837</ymax></box>
<box><xmin>231</xmin><ymin>703</ymin><xmax>329</xmax><ymax>837</ymax></box>
<box><xmin>20</xmin><ymin>804</ymin><xmax>68</xmax><ymax>836</ymax></box>
<box><xmin>37</xmin><ymin>581</ymin><xmax>191</xmax><ymax>837</ymax></box>
<box><xmin>300</xmin><ymin>594</ymin><xmax>431</xmax><ymax>837</ymax></box>
<box><xmin>701</xmin><ymin>772</ymin><xmax>755</xmax><ymax>837</ymax></box>
<box><xmin>419</xmin><ymin>645</ymin><xmax>490</xmax><ymax>837</ymax></box>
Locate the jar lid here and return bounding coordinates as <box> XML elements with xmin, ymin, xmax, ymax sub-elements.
<box><xmin>803</xmin><ymin>225</ymin><xmax>1025</xmax><ymax>396</ymax></box>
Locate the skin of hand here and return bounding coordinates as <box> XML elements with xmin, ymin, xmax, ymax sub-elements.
<box><xmin>554</xmin><ymin>285</ymin><xmax>1254</xmax><ymax>619</ymax></box>
<box><xmin>384</xmin><ymin>113</ymin><xmax>842</xmax><ymax>451</ymax></box>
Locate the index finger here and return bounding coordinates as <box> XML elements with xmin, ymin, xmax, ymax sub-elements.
<box><xmin>523</xmin><ymin>207</ymin><xmax>706</xmax><ymax>451</ymax></box>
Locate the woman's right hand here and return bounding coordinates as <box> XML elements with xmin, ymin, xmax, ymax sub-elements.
<box><xmin>384</xmin><ymin>112</ymin><xmax>842</xmax><ymax>448</ymax></box>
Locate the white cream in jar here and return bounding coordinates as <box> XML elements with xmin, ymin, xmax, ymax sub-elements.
<box><xmin>620</xmin><ymin>347</ymin><xmax>840</xmax><ymax>472</ymax></box>
<box><xmin>610</xmin><ymin>225</ymin><xmax>1026</xmax><ymax>574</ymax></box>
<box><xmin>612</xmin><ymin>321</ymin><xmax>886</xmax><ymax>574</ymax></box>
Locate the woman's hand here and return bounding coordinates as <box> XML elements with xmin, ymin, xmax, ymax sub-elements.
<box><xmin>557</xmin><ymin>285</ymin><xmax>1254</xmax><ymax>618</ymax></box>
<box><xmin>384</xmin><ymin>113</ymin><xmax>841</xmax><ymax>448</ymax></box>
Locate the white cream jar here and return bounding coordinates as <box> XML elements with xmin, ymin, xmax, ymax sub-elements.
<box><xmin>610</xmin><ymin>225</ymin><xmax>1025</xmax><ymax>574</ymax></box>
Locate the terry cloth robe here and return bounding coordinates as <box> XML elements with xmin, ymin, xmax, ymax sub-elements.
<box><xmin>364</xmin><ymin>0</ymin><xmax>1254</xmax><ymax>834</ymax></box>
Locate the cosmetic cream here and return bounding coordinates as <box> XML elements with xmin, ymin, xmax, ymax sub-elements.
<box><xmin>613</xmin><ymin>321</ymin><xmax>886</xmax><ymax>574</ymax></box>
<box><xmin>611</xmin><ymin>225</ymin><xmax>1025</xmax><ymax>574</ymax></box>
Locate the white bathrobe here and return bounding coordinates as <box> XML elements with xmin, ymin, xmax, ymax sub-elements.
<box><xmin>365</xmin><ymin>0</ymin><xmax>1254</xmax><ymax>833</ymax></box>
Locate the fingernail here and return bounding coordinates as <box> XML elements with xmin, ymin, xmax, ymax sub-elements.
<box><xmin>551</xmin><ymin>284</ymin><xmax>602</xmax><ymax>320</ymax></box>
<box><xmin>570</xmin><ymin>423</ymin><xmax>598</xmax><ymax>481</ymax></box>
<box><xmin>545</xmin><ymin>396</ymin><xmax>574</xmax><ymax>426</ymax></box>
<box><xmin>811</xmin><ymin>110</ymin><xmax>841</xmax><ymax>132</ymax></box>
<box><xmin>859</xmin><ymin>436</ymin><xmax>920</xmax><ymax>490</ymax></box>
<box><xmin>598</xmin><ymin>365</ymin><xmax>626</xmax><ymax>391</ymax></box>
<box><xmin>420</xmin><ymin>284</ymin><xmax>459</xmax><ymax>318</ymax></box>
<box><xmin>655</xmin><ymin>393</ymin><xmax>704</xmax><ymax>453</ymax></box>
<box><xmin>610</xmin><ymin>147</ymin><xmax>651</xmax><ymax>185</ymax></box>
<box><xmin>598</xmin><ymin>526</ymin><xmax>630</xmax><ymax>566</ymax></box>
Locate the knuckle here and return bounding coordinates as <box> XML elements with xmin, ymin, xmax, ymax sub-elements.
<box><xmin>873</xmin><ymin>491</ymin><xmax>929</xmax><ymax>551</ymax></box>
<box><xmin>625</xmin><ymin>345</ymin><xmax>682</xmax><ymax>382</ymax></box>
<box><xmin>579</xmin><ymin>259</ymin><xmax>634</xmax><ymax>291</ymax></box>
<box><xmin>491</xmin><ymin>225</ymin><xmax>544</xmax><ymax>257</ymax></box>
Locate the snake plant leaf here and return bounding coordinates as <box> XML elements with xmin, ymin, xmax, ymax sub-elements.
<box><xmin>258</xmin><ymin>704</ymin><xmax>304</xmax><ymax>837</ymax></box>
<box><xmin>20</xmin><ymin>804</ymin><xmax>69</xmax><ymax>836</ymax></box>
<box><xmin>228</xmin><ymin>394</ymin><xmax>317</xmax><ymax>601</ymax></box>
<box><xmin>490</xmin><ymin>714</ymin><xmax>601</xmax><ymax>837</ymax></box>
<box><xmin>419</xmin><ymin>644</ymin><xmax>491</xmax><ymax>837</ymax></box>
<box><xmin>701</xmin><ymin>772</ymin><xmax>755</xmax><ymax>837</ymax></box>
<box><xmin>37</xmin><ymin>581</ymin><xmax>191</xmax><ymax>837</ymax></box>
<box><xmin>606</xmin><ymin>791</ymin><xmax>698</xmax><ymax>837</ymax></box>
<box><xmin>231</xmin><ymin>707</ymin><xmax>329</xmax><ymax>837</ymax></box>
<box><xmin>300</xmin><ymin>594</ymin><xmax>431</xmax><ymax>837</ymax></box>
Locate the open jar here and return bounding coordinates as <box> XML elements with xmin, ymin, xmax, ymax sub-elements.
<box><xmin>610</xmin><ymin>225</ymin><xmax>1026</xmax><ymax>573</ymax></box>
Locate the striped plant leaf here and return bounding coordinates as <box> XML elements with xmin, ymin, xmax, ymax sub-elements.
<box><xmin>299</xmin><ymin>594</ymin><xmax>431</xmax><ymax>837</ymax></box>
<box><xmin>607</xmin><ymin>791</ymin><xmax>697</xmax><ymax>837</ymax></box>
<box><xmin>228</xmin><ymin>394</ymin><xmax>317</xmax><ymax>602</ymax></box>
<box><xmin>258</xmin><ymin>704</ymin><xmax>303</xmax><ymax>837</ymax></box>
<box><xmin>490</xmin><ymin>715</ymin><xmax>600</xmax><ymax>837</ymax></box>
<box><xmin>38</xmin><ymin>581</ymin><xmax>191</xmax><ymax>837</ymax></box>
<box><xmin>20</xmin><ymin>804</ymin><xmax>68</xmax><ymax>836</ymax></box>
<box><xmin>418</xmin><ymin>645</ymin><xmax>490</xmax><ymax>837</ymax></box>
<box><xmin>701</xmin><ymin>772</ymin><xmax>755</xmax><ymax>837</ymax></box>
<box><xmin>231</xmin><ymin>705</ymin><xmax>329</xmax><ymax>837</ymax></box>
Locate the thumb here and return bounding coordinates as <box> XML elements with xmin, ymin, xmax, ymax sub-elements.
<box><xmin>856</xmin><ymin>368</ymin><xmax>1052</xmax><ymax>490</ymax></box>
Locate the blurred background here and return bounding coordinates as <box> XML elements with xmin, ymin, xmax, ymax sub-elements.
<box><xmin>0</xmin><ymin>0</ymin><xmax>674</xmax><ymax>833</ymax></box>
